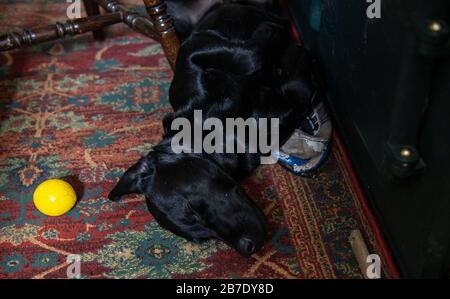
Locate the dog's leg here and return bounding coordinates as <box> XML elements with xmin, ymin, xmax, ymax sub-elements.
<box><xmin>278</xmin><ymin>44</ymin><xmax>315</xmax><ymax>113</ymax></box>
<box><xmin>165</xmin><ymin>0</ymin><xmax>221</xmax><ymax>38</ymax></box>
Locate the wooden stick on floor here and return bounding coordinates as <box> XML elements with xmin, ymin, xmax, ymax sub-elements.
<box><xmin>349</xmin><ymin>229</ymin><xmax>371</xmax><ymax>279</ymax></box>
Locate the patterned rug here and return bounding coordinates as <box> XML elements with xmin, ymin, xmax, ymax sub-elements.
<box><xmin>0</xmin><ymin>1</ymin><xmax>395</xmax><ymax>279</ymax></box>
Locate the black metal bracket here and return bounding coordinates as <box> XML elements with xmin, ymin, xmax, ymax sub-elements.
<box><xmin>386</xmin><ymin>19</ymin><xmax>449</xmax><ymax>178</ymax></box>
<box><xmin>415</xmin><ymin>19</ymin><xmax>450</xmax><ymax>57</ymax></box>
<box><xmin>387</xmin><ymin>143</ymin><xmax>426</xmax><ymax>178</ymax></box>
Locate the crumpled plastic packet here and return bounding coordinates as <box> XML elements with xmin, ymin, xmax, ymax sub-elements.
<box><xmin>273</xmin><ymin>93</ymin><xmax>332</xmax><ymax>175</ymax></box>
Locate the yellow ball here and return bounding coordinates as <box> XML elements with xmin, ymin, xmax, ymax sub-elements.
<box><xmin>33</xmin><ymin>179</ymin><xmax>77</xmax><ymax>216</ymax></box>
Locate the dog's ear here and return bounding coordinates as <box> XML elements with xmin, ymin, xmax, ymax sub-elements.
<box><xmin>162</xmin><ymin>112</ymin><xmax>175</xmax><ymax>135</ymax></box>
<box><xmin>166</xmin><ymin>0</ymin><xmax>221</xmax><ymax>38</ymax></box>
<box><xmin>108</xmin><ymin>156</ymin><xmax>154</xmax><ymax>201</ymax></box>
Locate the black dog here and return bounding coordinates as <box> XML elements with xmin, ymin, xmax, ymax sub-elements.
<box><xmin>109</xmin><ymin>0</ymin><xmax>315</xmax><ymax>256</ymax></box>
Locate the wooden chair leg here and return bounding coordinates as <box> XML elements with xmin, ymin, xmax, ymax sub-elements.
<box><xmin>83</xmin><ymin>0</ymin><xmax>106</xmax><ymax>40</ymax></box>
<box><xmin>143</xmin><ymin>0</ymin><xmax>180</xmax><ymax>70</ymax></box>
<box><xmin>93</xmin><ymin>0</ymin><xmax>160</xmax><ymax>41</ymax></box>
<box><xmin>0</xmin><ymin>13</ymin><xmax>122</xmax><ymax>51</ymax></box>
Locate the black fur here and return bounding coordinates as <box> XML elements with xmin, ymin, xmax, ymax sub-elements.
<box><xmin>109</xmin><ymin>1</ymin><xmax>314</xmax><ymax>256</ymax></box>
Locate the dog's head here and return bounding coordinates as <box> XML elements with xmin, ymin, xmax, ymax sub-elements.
<box><xmin>109</xmin><ymin>150</ymin><xmax>267</xmax><ymax>256</ymax></box>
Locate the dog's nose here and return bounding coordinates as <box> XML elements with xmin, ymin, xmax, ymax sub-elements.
<box><xmin>239</xmin><ymin>237</ymin><xmax>256</xmax><ymax>256</ymax></box>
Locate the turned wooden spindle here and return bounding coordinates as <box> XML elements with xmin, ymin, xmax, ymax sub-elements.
<box><xmin>93</xmin><ymin>0</ymin><xmax>159</xmax><ymax>40</ymax></box>
<box><xmin>0</xmin><ymin>13</ymin><xmax>122</xmax><ymax>51</ymax></box>
<box><xmin>83</xmin><ymin>0</ymin><xmax>106</xmax><ymax>40</ymax></box>
<box><xmin>143</xmin><ymin>0</ymin><xmax>180</xmax><ymax>70</ymax></box>
<box><xmin>0</xmin><ymin>0</ymin><xmax>180</xmax><ymax>71</ymax></box>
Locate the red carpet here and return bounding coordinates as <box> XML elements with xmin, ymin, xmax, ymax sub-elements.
<box><xmin>0</xmin><ymin>1</ymin><xmax>397</xmax><ymax>278</ymax></box>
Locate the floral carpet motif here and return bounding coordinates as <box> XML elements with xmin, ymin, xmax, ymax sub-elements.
<box><xmin>0</xmin><ymin>1</ymin><xmax>394</xmax><ymax>278</ymax></box>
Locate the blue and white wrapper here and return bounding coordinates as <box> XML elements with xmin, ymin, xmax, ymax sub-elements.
<box><xmin>273</xmin><ymin>96</ymin><xmax>332</xmax><ymax>175</ymax></box>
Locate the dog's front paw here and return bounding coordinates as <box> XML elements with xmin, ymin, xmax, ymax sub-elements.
<box><xmin>108</xmin><ymin>190</ymin><xmax>122</xmax><ymax>202</ymax></box>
